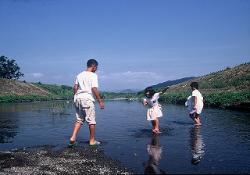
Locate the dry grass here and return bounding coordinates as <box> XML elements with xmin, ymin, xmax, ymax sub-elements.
<box><xmin>0</xmin><ymin>79</ymin><xmax>50</xmax><ymax>96</ymax></box>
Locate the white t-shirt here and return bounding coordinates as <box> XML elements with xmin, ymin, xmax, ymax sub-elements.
<box><xmin>74</xmin><ymin>71</ymin><xmax>98</xmax><ymax>102</ymax></box>
<box><xmin>192</xmin><ymin>89</ymin><xmax>204</xmax><ymax>114</ymax></box>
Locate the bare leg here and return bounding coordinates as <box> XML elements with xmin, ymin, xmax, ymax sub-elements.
<box><xmin>155</xmin><ymin>118</ymin><xmax>159</xmax><ymax>131</ymax></box>
<box><xmin>70</xmin><ymin>122</ymin><xmax>81</xmax><ymax>142</ymax></box>
<box><xmin>194</xmin><ymin>114</ymin><xmax>202</xmax><ymax>125</ymax></box>
<box><xmin>89</xmin><ymin>124</ymin><xmax>96</xmax><ymax>144</ymax></box>
<box><xmin>152</xmin><ymin>119</ymin><xmax>160</xmax><ymax>133</ymax></box>
<box><xmin>195</xmin><ymin>117</ymin><xmax>202</xmax><ymax>125</ymax></box>
<box><xmin>151</xmin><ymin>120</ymin><xmax>156</xmax><ymax>132</ymax></box>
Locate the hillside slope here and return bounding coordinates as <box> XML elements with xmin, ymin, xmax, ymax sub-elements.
<box><xmin>0</xmin><ymin>78</ymin><xmax>73</xmax><ymax>102</ymax></box>
<box><xmin>158</xmin><ymin>63</ymin><xmax>250</xmax><ymax>110</ymax></box>
<box><xmin>168</xmin><ymin>63</ymin><xmax>250</xmax><ymax>93</ymax></box>
<box><xmin>152</xmin><ymin>77</ymin><xmax>195</xmax><ymax>89</ymax></box>
<box><xmin>0</xmin><ymin>78</ymin><xmax>50</xmax><ymax>96</ymax></box>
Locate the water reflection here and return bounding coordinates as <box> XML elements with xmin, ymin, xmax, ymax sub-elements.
<box><xmin>0</xmin><ymin>116</ymin><xmax>18</xmax><ymax>143</ymax></box>
<box><xmin>144</xmin><ymin>134</ymin><xmax>166</xmax><ymax>174</ymax></box>
<box><xmin>48</xmin><ymin>101</ymin><xmax>72</xmax><ymax>115</ymax></box>
<box><xmin>0</xmin><ymin>101</ymin><xmax>73</xmax><ymax>144</ymax></box>
<box><xmin>190</xmin><ymin>126</ymin><xmax>205</xmax><ymax>165</ymax></box>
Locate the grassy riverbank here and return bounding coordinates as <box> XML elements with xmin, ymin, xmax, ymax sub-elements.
<box><xmin>0</xmin><ymin>62</ymin><xmax>249</xmax><ymax>110</ymax></box>
<box><xmin>159</xmin><ymin>91</ymin><xmax>250</xmax><ymax>109</ymax></box>
<box><xmin>0</xmin><ymin>79</ymin><xmax>73</xmax><ymax>103</ymax></box>
<box><xmin>0</xmin><ymin>78</ymin><xmax>137</xmax><ymax>103</ymax></box>
<box><xmin>158</xmin><ymin>63</ymin><xmax>250</xmax><ymax>110</ymax></box>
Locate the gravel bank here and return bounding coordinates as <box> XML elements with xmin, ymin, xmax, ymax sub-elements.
<box><xmin>0</xmin><ymin>145</ymin><xmax>133</xmax><ymax>175</ymax></box>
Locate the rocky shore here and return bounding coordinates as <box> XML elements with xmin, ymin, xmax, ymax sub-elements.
<box><xmin>0</xmin><ymin>145</ymin><xmax>133</xmax><ymax>175</ymax></box>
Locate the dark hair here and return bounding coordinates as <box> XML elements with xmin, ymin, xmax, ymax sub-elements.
<box><xmin>144</xmin><ymin>87</ymin><xmax>155</xmax><ymax>98</ymax></box>
<box><xmin>87</xmin><ymin>59</ymin><xmax>98</xmax><ymax>67</ymax></box>
<box><xmin>190</xmin><ymin>82</ymin><xmax>199</xmax><ymax>89</ymax></box>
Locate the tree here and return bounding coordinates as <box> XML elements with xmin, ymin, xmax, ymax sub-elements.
<box><xmin>0</xmin><ymin>55</ymin><xmax>24</xmax><ymax>79</ymax></box>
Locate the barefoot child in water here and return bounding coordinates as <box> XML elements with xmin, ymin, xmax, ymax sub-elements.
<box><xmin>143</xmin><ymin>87</ymin><xmax>169</xmax><ymax>134</ymax></box>
<box><xmin>185</xmin><ymin>82</ymin><xmax>204</xmax><ymax>126</ymax></box>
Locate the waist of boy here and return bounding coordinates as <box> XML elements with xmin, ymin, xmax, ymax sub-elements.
<box><xmin>75</xmin><ymin>91</ymin><xmax>95</xmax><ymax>102</ymax></box>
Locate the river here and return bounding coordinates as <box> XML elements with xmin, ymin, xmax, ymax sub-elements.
<box><xmin>0</xmin><ymin>100</ymin><xmax>249</xmax><ymax>174</ymax></box>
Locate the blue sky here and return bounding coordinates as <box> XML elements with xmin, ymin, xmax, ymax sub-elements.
<box><xmin>0</xmin><ymin>0</ymin><xmax>249</xmax><ymax>91</ymax></box>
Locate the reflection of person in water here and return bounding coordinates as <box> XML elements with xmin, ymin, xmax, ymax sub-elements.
<box><xmin>190</xmin><ymin>126</ymin><xmax>205</xmax><ymax>165</ymax></box>
<box><xmin>144</xmin><ymin>134</ymin><xmax>166</xmax><ymax>174</ymax></box>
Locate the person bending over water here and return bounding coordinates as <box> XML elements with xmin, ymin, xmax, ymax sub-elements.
<box><xmin>143</xmin><ymin>87</ymin><xmax>169</xmax><ymax>134</ymax></box>
<box><xmin>185</xmin><ymin>82</ymin><xmax>204</xmax><ymax>126</ymax></box>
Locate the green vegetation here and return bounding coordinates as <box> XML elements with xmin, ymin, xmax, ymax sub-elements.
<box><xmin>34</xmin><ymin>83</ymin><xmax>73</xmax><ymax>99</ymax></box>
<box><xmin>0</xmin><ymin>62</ymin><xmax>249</xmax><ymax>110</ymax></box>
<box><xmin>159</xmin><ymin>92</ymin><xmax>189</xmax><ymax>104</ymax></box>
<box><xmin>0</xmin><ymin>94</ymin><xmax>54</xmax><ymax>103</ymax></box>
<box><xmin>147</xmin><ymin>62</ymin><xmax>250</xmax><ymax>110</ymax></box>
<box><xmin>0</xmin><ymin>78</ymin><xmax>138</xmax><ymax>103</ymax></box>
<box><xmin>101</xmin><ymin>92</ymin><xmax>137</xmax><ymax>100</ymax></box>
<box><xmin>159</xmin><ymin>91</ymin><xmax>250</xmax><ymax>109</ymax></box>
<box><xmin>0</xmin><ymin>78</ymin><xmax>73</xmax><ymax>103</ymax></box>
<box><xmin>203</xmin><ymin>91</ymin><xmax>250</xmax><ymax>108</ymax></box>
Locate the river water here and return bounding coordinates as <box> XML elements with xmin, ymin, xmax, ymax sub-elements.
<box><xmin>0</xmin><ymin>100</ymin><xmax>249</xmax><ymax>174</ymax></box>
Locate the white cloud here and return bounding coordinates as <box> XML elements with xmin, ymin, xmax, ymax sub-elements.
<box><xmin>99</xmin><ymin>71</ymin><xmax>165</xmax><ymax>90</ymax></box>
<box><xmin>52</xmin><ymin>75</ymin><xmax>63</xmax><ymax>79</ymax></box>
<box><xmin>30</xmin><ymin>73</ymin><xmax>44</xmax><ymax>78</ymax></box>
<box><xmin>100</xmin><ymin>71</ymin><xmax>163</xmax><ymax>81</ymax></box>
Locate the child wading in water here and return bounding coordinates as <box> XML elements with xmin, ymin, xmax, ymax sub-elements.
<box><xmin>185</xmin><ymin>82</ymin><xmax>204</xmax><ymax>126</ymax></box>
<box><xmin>143</xmin><ymin>87</ymin><xmax>169</xmax><ymax>134</ymax></box>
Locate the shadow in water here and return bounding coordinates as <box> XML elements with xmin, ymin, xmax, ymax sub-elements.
<box><xmin>131</xmin><ymin>127</ymin><xmax>174</xmax><ymax>138</ymax></box>
<box><xmin>0</xmin><ymin>119</ymin><xmax>18</xmax><ymax>143</ymax></box>
<box><xmin>171</xmin><ymin>121</ymin><xmax>194</xmax><ymax>126</ymax></box>
<box><xmin>144</xmin><ymin>134</ymin><xmax>166</xmax><ymax>174</ymax></box>
<box><xmin>190</xmin><ymin>126</ymin><xmax>205</xmax><ymax>165</ymax></box>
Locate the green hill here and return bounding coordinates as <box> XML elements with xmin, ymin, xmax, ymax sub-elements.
<box><xmin>152</xmin><ymin>77</ymin><xmax>195</xmax><ymax>89</ymax></box>
<box><xmin>0</xmin><ymin>78</ymin><xmax>136</xmax><ymax>103</ymax></box>
<box><xmin>158</xmin><ymin>63</ymin><xmax>250</xmax><ymax>110</ymax></box>
<box><xmin>0</xmin><ymin>78</ymin><xmax>73</xmax><ymax>103</ymax></box>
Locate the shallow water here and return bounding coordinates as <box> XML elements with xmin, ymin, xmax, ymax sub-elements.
<box><xmin>0</xmin><ymin>100</ymin><xmax>250</xmax><ymax>174</ymax></box>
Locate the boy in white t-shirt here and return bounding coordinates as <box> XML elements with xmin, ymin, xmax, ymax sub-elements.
<box><xmin>186</xmin><ymin>82</ymin><xmax>204</xmax><ymax>126</ymax></box>
<box><xmin>69</xmin><ymin>59</ymin><xmax>104</xmax><ymax>147</ymax></box>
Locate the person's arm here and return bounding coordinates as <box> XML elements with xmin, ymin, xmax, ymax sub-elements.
<box><xmin>73</xmin><ymin>84</ymin><xmax>79</xmax><ymax>95</ymax></box>
<box><xmin>142</xmin><ymin>98</ymin><xmax>148</xmax><ymax>106</ymax></box>
<box><xmin>193</xmin><ymin>96</ymin><xmax>198</xmax><ymax>111</ymax></box>
<box><xmin>92</xmin><ymin>87</ymin><xmax>105</xmax><ymax>109</ymax></box>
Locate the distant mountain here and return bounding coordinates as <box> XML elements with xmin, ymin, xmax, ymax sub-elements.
<box><xmin>119</xmin><ymin>89</ymin><xmax>139</xmax><ymax>93</ymax></box>
<box><xmin>151</xmin><ymin>77</ymin><xmax>195</xmax><ymax>89</ymax></box>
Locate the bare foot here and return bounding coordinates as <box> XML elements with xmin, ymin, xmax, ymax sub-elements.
<box><xmin>89</xmin><ymin>140</ymin><xmax>101</xmax><ymax>146</ymax></box>
<box><xmin>194</xmin><ymin>123</ymin><xmax>202</xmax><ymax>126</ymax></box>
<box><xmin>152</xmin><ymin>129</ymin><xmax>162</xmax><ymax>134</ymax></box>
<box><xmin>70</xmin><ymin>137</ymin><xmax>76</xmax><ymax>142</ymax></box>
